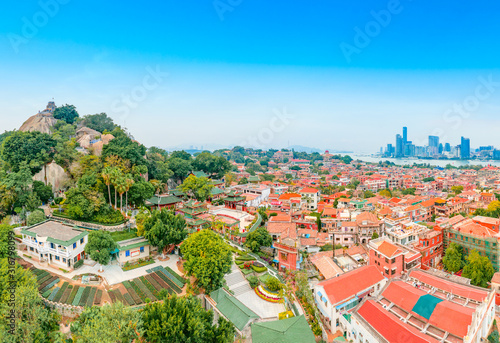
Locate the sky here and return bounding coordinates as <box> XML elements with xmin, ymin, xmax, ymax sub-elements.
<box><xmin>1</xmin><ymin>0</ymin><xmax>500</xmax><ymax>153</ymax></box>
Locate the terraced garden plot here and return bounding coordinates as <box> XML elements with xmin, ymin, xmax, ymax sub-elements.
<box><xmin>155</xmin><ymin>271</ymin><xmax>182</xmax><ymax>293</ymax></box>
<box><xmin>39</xmin><ymin>276</ymin><xmax>59</xmax><ymax>292</ymax></box>
<box><xmin>53</xmin><ymin>282</ymin><xmax>69</xmax><ymax>303</ymax></box>
<box><xmin>113</xmin><ymin>289</ymin><xmax>127</xmax><ymax>304</ymax></box>
<box><xmin>140</xmin><ymin>276</ymin><xmax>159</xmax><ymax>298</ymax></box>
<box><xmin>48</xmin><ymin>287</ymin><xmax>60</xmax><ymax>301</ymax></box>
<box><xmin>68</xmin><ymin>285</ymin><xmax>80</xmax><ymax>304</ymax></box>
<box><xmin>109</xmin><ymin>290</ymin><xmax>117</xmax><ymax>303</ymax></box>
<box><xmin>60</xmin><ymin>285</ymin><xmax>73</xmax><ymax>304</ymax></box>
<box><xmin>94</xmin><ymin>289</ymin><xmax>103</xmax><ymax>305</ymax></box>
<box><xmin>150</xmin><ymin>273</ymin><xmax>173</xmax><ymax>295</ymax></box>
<box><xmin>144</xmin><ymin>274</ymin><xmax>163</xmax><ymax>292</ymax></box>
<box><xmin>78</xmin><ymin>287</ymin><xmax>91</xmax><ymax>307</ymax></box>
<box><xmin>164</xmin><ymin>267</ymin><xmax>187</xmax><ymax>285</ymax></box>
<box><xmin>132</xmin><ymin>278</ymin><xmax>156</xmax><ymax>302</ymax></box>
<box><xmin>123</xmin><ymin>281</ymin><xmax>142</xmax><ymax>305</ymax></box>
<box><xmin>86</xmin><ymin>287</ymin><xmax>97</xmax><ymax>307</ymax></box>
<box><xmin>129</xmin><ymin>280</ymin><xmax>148</xmax><ymax>303</ymax></box>
<box><xmin>123</xmin><ymin>292</ymin><xmax>135</xmax><ymax>306</ymax></box>
<box><xmin>72</xmin><ymin>287</ymin><xmax>85</xmax><ymax>306</ymax></box>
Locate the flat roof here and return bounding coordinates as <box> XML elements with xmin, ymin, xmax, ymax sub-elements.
<box><xmin>22</xmin><ymin>220</ymin><xmax>88</xmax><ymax>246</ymax></box>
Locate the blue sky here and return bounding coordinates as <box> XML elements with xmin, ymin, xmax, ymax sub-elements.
<box><xmin>1</xmin><ymin>0</ymin><xmax>500</xmax><ymax>152</ymax></box>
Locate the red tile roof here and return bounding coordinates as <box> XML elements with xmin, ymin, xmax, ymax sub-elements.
<box><xmin>429</xmin><ymin>301</ymin><xmax>474</xmax><ymax>338</ymax></box>
<box><xmin>299</xmin><ymin>187</ymin><xmax>318</xmax><ymax>194</ymax></box>
<box><xmin>317</xmin><ymin>265</ymin><xmax>384</xmax><ymax>305</ymax></box>
<box><xmin>382</xmin><ymin>281</ymin><xmax>426</xmax><ymax>312</ymax></box>
<box><xmin>377</xmin><ymin>241</ymin><xmax>402</xmax><ymax>258</ymax></box>
<box><xmin>357</xmin><ymin>300</ymin><xmax>439</xmax><ymax>343</ymax></box>
<box><xmin>409</xmin><ymin>270</ymin><xmax>488</xmax><ymax>302</ymax></box>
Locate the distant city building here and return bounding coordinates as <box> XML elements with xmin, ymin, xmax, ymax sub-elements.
<box><xmin>461</xmin><ymin>136</ymin><xmax>471</xmax><ymax>159</ymax></box>
<box><xmin>395</xmin><ymin>134</ymin><xmax>403</xmax><ymax>157</ymax></box>
<box><xmin>444</xmin><ymin>142</ymin><xmax>451</xmax><ymax>152</ymax></box>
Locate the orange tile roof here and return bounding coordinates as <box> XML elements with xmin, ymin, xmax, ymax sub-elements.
<box><xmin>377</xmin><ymin>241</ymin><xmax>401</xmax><ymax>258</ymax></box>
<box><xmin>278</xmin><ymin>193</ymin><xmax>301</xmax><ymax>200</ymax></box>
<box><xmin>318</xmin><ymin>265</ymin><xmax>384</xmax><ymax>304</ymax></box>
<box><xmin>299</xmin><ymin>187</ymin><xmax>318</xmax><ymax>194</ymax></box>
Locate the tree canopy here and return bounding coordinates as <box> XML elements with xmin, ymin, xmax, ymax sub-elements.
<box><xmin>101</xmin><ymin>129</ymin><xmax>146</xmax><ymax>167</ymax></box>
<box><xmin>462</xmin><ymin>250</ymin><xmax>495</xmax><ymax>288</ymax></box>
<box><xmin>81</xmin><ymin>113</ymin><xmax>117</xmax><ymax>133</ymax></box>
<box><xmin>179</xmin><ymin>175</ymin><xmax>213</xmax><ymax>202</ymax></box>
<box><xmin>143</xmin><ymin>209</ymin><xmax>187</xmax><ymax>256</ymax></box>
<box><xmin>142</xmin><ymin>294</ymin><xmax>234</xmax><ymax>343</ymax></box>
<box><xmin>84</xmin><ymin>231</ymin><xmax>118</xmax><ymax>267</ymax></box>
<box><xmin>245</xmin><ymin>226</ymin><xmax>272</xmax><ymax>253</ymax></box>
<box><xmin>181</xmin><ymin>230</ymin><xmax>232</xmax><ymax>293</ymax></box>
<box><xmin>1</xmin><ymin>131</ymin><xmax>57</xmax><ymax>173</ymax></box>
<box><xmin>53</xmin><ymin>104</ymin><xmax>79</xmax><ymax>124</ymax></box>
<box><xmin>442</xmin><ymin>243</ymin><xmax>464</xmax><ymax>273</ymax></box>
<box><xmin>70</xmin><ymin>302</ymin><xmax>142</xmax><ymax>343</ymax></box>
<box><xmin>192</xmin><ymin>152</ymin><xmax>231</xmax><ymax>179</ymax></box>
<box><xmin>0</xmin><ymin>260</ymin><xmax>62</xmax><ymax>342</ymax></box>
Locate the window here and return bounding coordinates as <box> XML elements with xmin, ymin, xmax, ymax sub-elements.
<box><xmin>55</xmin><ymin>256</ymin><xmax>60</xmax><ymax>261</ymax></box>
<box><xmin>125</xmin><ymin>250</ymin><xmax>130</xmax><ymax>257</ymax></box>
<box><xmin>74</xmin><ymin>257</ymin><xmax>78</xmax><ymax>262</ymax></box>
<box><xmin>50</xmin><ymin>243</ymin><xmax>55</xmax><ymax>249</ymax></box>
<box><xmin>30</xmin><ymin>247</ymin><xmax>34</xmax><ymax>252</ymax></box>
<box><xmin>80</xmin><ymin>238</ymin><xmax>84</xmax><ymax>244</ymax></box>
<box><xmin>391</xmin><ymin>258</ymin><xmax>395</xmax><ymax>263</ymax></box>
<box><xmin>385</xmin><ymin>258</ymin><xmax>389</xmax><ymax>263</ymax></box>
<box><xmin>73</xmin><ymin>242</ymin><xmax>77</xmax><ymax>249</ymax></box>
<box><xmin>140</xmin><ymin>246</ymin><xmax>144</xmax><ymax>253</ymax></box>
<box><xmin>63</xmin><ymin>258</ymin><xmax>66</xmax><ymax>263</ymax></box>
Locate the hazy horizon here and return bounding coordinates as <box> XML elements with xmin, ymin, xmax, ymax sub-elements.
<box><xmin>2</xmin><ymin>1</ymin><xmax>500</xmax><ymax>153</ymax></box>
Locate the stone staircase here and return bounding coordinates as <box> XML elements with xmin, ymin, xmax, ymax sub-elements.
<box><xmin>225</xmin><ymin>270</ymin><xmax>252</xmax><ymax>296</ymax></box>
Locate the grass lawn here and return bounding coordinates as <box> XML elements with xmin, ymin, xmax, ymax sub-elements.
<box><xmin>110</xmin><ymin>228</ymin><xmax>138</xmax><ymax>242</ymax></box>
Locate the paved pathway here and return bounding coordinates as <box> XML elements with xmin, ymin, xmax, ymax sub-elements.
<box><xmin>17</xmin><ymin>250</ymin><xmax>182</xmax><ymax>285</ymax></box>
<box><xmin>224</xmin><ymin>265</ymin><xmax>285</xmax><ymax>320</ymax></box>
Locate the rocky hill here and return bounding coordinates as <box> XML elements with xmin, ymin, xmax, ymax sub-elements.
<box><xmin>19</xmin><ymin>101</ymin><xmax>58</xmax><ymax>134</ymax></box>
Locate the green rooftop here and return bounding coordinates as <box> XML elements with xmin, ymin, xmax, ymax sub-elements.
<box><xmin>146</xmin><ymin>195</ymin><xmax>183</xmax><ymax>206</ymax></box>
<box><xmin>251</xmin><ymin>315</ymin><xmax>315</xmax><ymax>343</ymax></box>
<box><xmin>412</xmin><ymin>294</ymin><xmax>443</xmax><ymax>320</ymax></box>
<box><xmin>210</xmin><ymin>288</ymin><xmax>259</xmax><ymax>332</ymax></box>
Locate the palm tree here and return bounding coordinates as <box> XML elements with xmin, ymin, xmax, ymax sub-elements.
<box><xmin>124</xmin><ymin>174</ymin><xmax>134</xmax><ymax>213</ymax></box>
<box><xmin>149</xmin><ymin>179</ymin><xmax>165</xmax><ymax>195</ymax></box>
<box><xmin>101</xmin><ymin>166</ymin><xmax>113</xmax><ymax>206</ymax></box>
<box><xmin>116</xmin><ymin>177</ymin><xmax>127</xmax><ymax>213</ymax></box>
<box><xmin>110</xmin><ymin>167</ymin><xmax>122</xmax><ymax>209</ymax></box>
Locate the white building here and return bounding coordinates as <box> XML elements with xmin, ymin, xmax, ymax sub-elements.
<box><xmin>384</xmin><ymin>221</ymin><xmax>428</xmax><ymax>246</ymax></box>
<box><xmin>298</xmin><ymin>187</ymin><xmax>320</xmax><ymax>210</ymax></box>
<box><xmin>313</xmin><ymin>265</ymin><xmax>387</xmax><ymax>333</ymax></box>
<box><xmin>21</xmin><ymin>220</ymin><xmax>88</xmax><ymax>269</ymax></box>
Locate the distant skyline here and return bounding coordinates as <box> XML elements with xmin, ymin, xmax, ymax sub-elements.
<box><xmin>1</xmin><ymin>1</ymin><xmax>500</xmax><ymax>152</ymax></box>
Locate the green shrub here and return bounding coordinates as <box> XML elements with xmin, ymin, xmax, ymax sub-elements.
<box><xmin>74</xmin><ymin>259</ymin><xmax>84</xmax><ymax>269</ymax></box>
<box><xmin>247</xmin><ymin>275</ymin><xmax>259</xmax><ymax>288</ymax></box>
<box><xmin>488</xmin><ymin>330</ymin><xmax>500</xmax><ymax>343</ymax></box>
<box><xmin>265</xmin><ymin>277</ymin><xmax>282</xmax><ymax>292</ymax></box>
<box><xmin>252</xmin><ymin>265</ymin><xmax>267</xmax><ymax>273</ymax></box>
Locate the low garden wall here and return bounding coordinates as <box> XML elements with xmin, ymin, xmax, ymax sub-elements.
<box><xmin>50</xmin><ymin>216</ymin><xmax>130</xmax><ymax>232</ymax></box>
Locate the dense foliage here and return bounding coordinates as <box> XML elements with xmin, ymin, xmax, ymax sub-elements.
<box><xmin>143</xmin><ymin>209</ymin><xmax>187</xmax><ymax>255</ymax></box>
<box><xmin>142</xmin><ymin>294</ymin><xmax>234</xmax><ymax>343</ymax></box>
<box><xmin>181</xmin><ymin>230</ymin><xmax>232</xmax><ymax>293</ymax></box>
